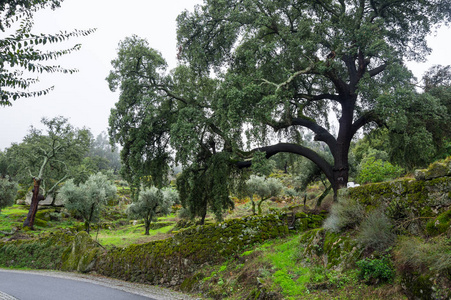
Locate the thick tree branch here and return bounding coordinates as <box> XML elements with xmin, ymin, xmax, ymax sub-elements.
<box><xmin>295</xmin><ymin>93</ymin><xmax>341</xmax><ymax>102</ymax></box>
<box><xmin>293</xmin><ymin>118</ymin><xmax>337</xmax><ymax>151</ymax></box>
<box><xmin>350</xmin><ymin>110</ymin><xmax>383</xmax><ymax>137</ymax></box>
<box><xmin>236</xmin><ymin>143</ymin><xmax>334</xmax><ymax>187</ymax></box>
<box><xmin>368</xmin><ymin>63</ymin><xmax>387</xmax><ymax>77</ymax></box>
<box><xmin>270</xmin><ymin>117</ymin><xmax>338</xmax><ymax>155</ymax></box>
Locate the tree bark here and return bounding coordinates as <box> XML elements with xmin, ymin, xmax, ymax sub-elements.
<box><xmin>257</xmin><ymin>198</ymin><xmax>269</xmax><ymax>215</ymax></box>
<box><xmin>250</xmin><ymin>196</ymin><xmax>256</xmax><ymax>215</ymax></box>
<box><xmin>23</xmin><ymin>178</ymin><xmax>43</xmax><ymax>229</ymax></box>
<box><xmin>200</xmin><ymin>210</ymin><xmax>206</xmax><ymax>225</ymax></box>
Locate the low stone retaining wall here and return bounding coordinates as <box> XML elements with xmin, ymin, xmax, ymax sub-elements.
<box><xmin>96</xmin><ymin>214</ymin><xmax>290</xmax><ymax>286</ymax></box>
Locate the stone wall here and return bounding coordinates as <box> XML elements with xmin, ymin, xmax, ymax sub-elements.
<box><xmin>96</xmin><ymin>214</ymin><xmax>290</xmax><ymax>286</ymax></box>
<box><xmin>341</xmin><ymin>159</ymin><xmax>451</xmax><ymax>218</ymax></box>
<box><xmin>0</xmin><ymin>214</ymin><xmax>299</xmax><ymax>286</ymax></box>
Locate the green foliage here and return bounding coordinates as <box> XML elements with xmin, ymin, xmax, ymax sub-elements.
<box><xmin>251</xmin><ymin>151</ymin><xmax>275</xmax><ymax>176</ymax></box>
<box><xmin>127</xmin><ymin>186</ymin><xmax>174</xmax><ymax>235</ymax></box>
<box><xmin>357</xmin><ymin>156</ymin><xmax>404</xmax><ymax>184</ymax></box>
<box><xmin>263</xmin><ymin>237</ymin><xmax>311</xmax><ymax>297</ymax></box>
<box><xmin>0</xmin><ymin>176</ymin><xmax>18</xmax><ymax>212</ymax></box>
<box><xmin>108</xmin><ymin>0</ymin><xmax>451</xmax><ymax>201</ymax></box>
<box><xmin>357</xmin><ymin>210</ymin><xmax>396</xmax><ymax>252</ymax></box>
<box><xmin>107</xmin><ymin>35</ymin><xmax>175</xmax><ymax>189</ymax></box>
<box><xmin>177</xmin><ymin>152</ymin><xmax>235</xmax><ymax>223</ymax></box>
<box><xmin>356</xmin><ymin>256</ymin><xmax>395</xmax><ymax>284</ymax></box>
<box><xmin>245</xmin><ymin>175</ymin><xmax>283</xmax><ymax>215</ymax></box>
<box><xmin>59</xmin><ymin>172</ymin><xmax>116</xmax><ymax>233</ymax></box>
<box><xmin>0</xmin><ymin>0</ymin><xmax>95</xmax><ymax>105</ymax></box>
<box><xmin>3</xmin><ymin>116</ymin><xmax>91</xmax><ymax>189</ymax></box>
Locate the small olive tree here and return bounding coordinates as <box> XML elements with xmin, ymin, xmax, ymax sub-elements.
<box><xmin>246</xmin><ymin>175</ymin><xmax>283</xmax><ymax>215</ymax></box>
<box><xmin>128</xmin><ymin>186</ymin><xmax>176</xmax><ymax>235</ymax></box>
<box><xmin>0</xmin><ymin>176</ymin><xmax>18</xmax><ymax>212</ymax></box>
<box><xmin>59</xmin><ymin>172</ymin><xmax>116</xmax><ymax>233</ymax></box>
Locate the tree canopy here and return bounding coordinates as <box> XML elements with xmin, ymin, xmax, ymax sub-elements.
<box><xmin>60</xmin><ymin>172</ymin><xmax>117</xmax><ymax>233</ymax></box>
<box><xmin>0</xmin><ymin>0</ymin><xmax>95</xmax><ymax>105</ymax></box>
<box><xmin>0</xmin><ymin>176</ymin><xmax>18</xmax><ymax>212</ymax></box>
<box><xmin>108</xmin><ymin>0</ymin><xmax>451</xmax><ymax>206</ymax></box>
<box><xmin>7</xmin><ymin>116</ymin><xmax>91</xmax><ymax>229</ymax></box>
<box><xmin>245</xmin><ymin>175</ymin><xmax>283</xmax><ymax>215</ymax></box>
<box><xmin>127</xmin><ymin>186</ymin><xmax>175</xmax><ymax>235</ymax></box>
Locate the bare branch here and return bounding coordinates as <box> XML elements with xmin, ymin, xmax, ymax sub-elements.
<box><xmin>261</xmin><ymin>65</ymin><xmax>314</xmax><ymax>91</ymax></box>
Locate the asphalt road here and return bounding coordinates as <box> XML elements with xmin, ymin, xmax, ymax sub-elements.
<box><xmin>0</xmin><ymin>270</ymin><xmax>155</xmax><ymax>300</ymax></box>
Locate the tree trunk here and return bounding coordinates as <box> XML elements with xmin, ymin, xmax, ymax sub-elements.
<box><xmin>200</xmin><ymin>211</ymin><xmax>206</xmax><ymax>225</ymax></box>
<box><xmin>250</xmin><ymin>196</ymin><xmax>256</xmax><ymax>215</ymax></box>
<box><xmin>23</xmin><ymin>178</ymin><xmax>43</xmax><ymax>229</ymax></box>
<box><xmin>257</xmin><ymin>198</ymin><xmax>268</xmax><ymax>215</ymax></box>
<box><xmin>145</xmin><ymin>224</ymin><xmax>150</xmax><ymax>235</ymax></box>
<box><xmin>315</xmin><ymin>185</ymin><xmax>332</xmax><ymax>208</ymax></box>
<box><xmin>85</xmin><ymin>221</ymin><xmax>90</xmax><ymax>234</ymax></box>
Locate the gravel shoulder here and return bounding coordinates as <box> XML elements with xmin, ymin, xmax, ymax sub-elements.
<box><xmin>0</xmin><ymin>268</ymin><xmax>202</xmax><ymax>300</ymax></box>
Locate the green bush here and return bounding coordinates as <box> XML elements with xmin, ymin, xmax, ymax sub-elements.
<box><xmin>0</xmin><ymin>176</ymin><xmax>18</xmax><ymax>212</ymax></box>
<box><xmin>356</xmin><ymin>255</ymin><xmax>395</xmax><ymax>284</ymax></box>
<box><xmin>357</xmin><ymin>156</ymin><xmax>404</xmax><ymax>184</ymax></box>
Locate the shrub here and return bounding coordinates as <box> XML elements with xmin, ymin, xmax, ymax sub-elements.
<box><xmin>357</xmin><ymin>156</ymin><xmax>404</xmax><ymax>184</ymax></box>
<box><xmin>323</xmin><ymin>196</ymin><xmax>365</xmax><ymax>232</ymax></box>
<box><xmin>0</xmin><ymin>176</ymin><xmax>18</xmax><ymax>212</ymax></box>
<box><xmin>394</xmin><ymin>237</ymin><xmax>451</xmax><ymax>299</ymax></box>
<box><xmin>357</xmin><ymin>210</ymin><xmax>396</xmax><ymax>252</ymax></box>
<box><xmin>395</xmin><ymin>236</ymin><xmax>451</xmax><ymax>274</ymax></box>
<box><xmin>245</xmin><ymin>175</ymin><xmax>283</xmax><ymax>215</ymax></box>
<box><xmin>356</xmin><ymin>255</ymin><xmax>395</xmax><ymax>284</ymax></box>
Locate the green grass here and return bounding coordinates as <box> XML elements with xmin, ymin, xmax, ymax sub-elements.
<box><xmin>92</xmin><ymin>223</ymin><xmax>175</xmax><ymax>247</ymax></box>
<box><xmin>263</xmin><ymin>237</ymin><xmax>311</xmax><ymax>298</ymax></box>
<box><xmin>0</xmin><ymin>205</ymin><xmax>29</xmax><ymax>216</ymax></box>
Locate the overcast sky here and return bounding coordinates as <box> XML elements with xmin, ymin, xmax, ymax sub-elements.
<box><xmin>0</xmin><ymin>0</ymin><xmax>450</xmax><ymax>150</ymax></box>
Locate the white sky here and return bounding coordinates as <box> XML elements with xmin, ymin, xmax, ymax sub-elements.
<box><xmin>0</xmin><ymin>1</ymin><xmax>450</xmax><ymax>150</ymax></box>
<box><xmin>0</xmin><ymin>0</ymin><xmax>203</xmax><ymax>150</ymax></box>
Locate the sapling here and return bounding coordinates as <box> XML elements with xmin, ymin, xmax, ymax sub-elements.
<box><xmin>60</xmin><ymin>172</ymin><xmax>116</xmax><ymax>233</ymax></box>
<box><xmin>127</xmin><ymin>186</ymin><xmax>176</xmax><ymax>235</ymax></box>
<box><xmin>245</xmin><ymin>175</ymin><xmax>283</xmax><ymax>215</ymax></box>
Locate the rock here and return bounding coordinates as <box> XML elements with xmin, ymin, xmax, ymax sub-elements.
<box><xmin>414</xmin><ymin>159</ymin><xmax>451</xmax><ymax>181</ymax></box>
<box><xmin>61</xmin><ymin>231</ymin><xmax>100</xmax><ymax>273</ymax></box>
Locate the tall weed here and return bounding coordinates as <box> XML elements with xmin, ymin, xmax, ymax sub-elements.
<box><xmin>357</xmin><ymin>210</ymin><xmax>396</xmax><ymax>252</ymax></box>
<box><xmin>323</xmin><ymin>196</ymin><xmax>365</xmax><ymax>232</ymax></box>
<box><xmin>395</xmin><ymin>236</ymin><xmax>451</xmax><ymax>273</ymax></box>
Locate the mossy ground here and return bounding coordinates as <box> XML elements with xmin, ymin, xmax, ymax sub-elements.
<box><xmin>189</xmin><ymin>232</ymin><xmax>406</xmax><ymax>300</ymax></box>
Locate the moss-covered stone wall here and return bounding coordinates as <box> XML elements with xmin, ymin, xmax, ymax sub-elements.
<box><xmin>342</xmin><ymin>176</ymin><xmax>451</xmax><ymax>218</ymax></box>
<box><xmin>0</xmin><ymin>231</ymin><xmax>75</xmax><ymax>269</ymax></box>
<box><xmin>96</xmin><ymin>214</ymin><xmax>289</xmax><ymax>286</ymax></box>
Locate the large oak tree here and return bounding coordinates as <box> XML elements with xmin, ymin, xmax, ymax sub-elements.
<box><xmin>108</xmin><ymin>0</ymin><xmax>451</xmax><ymax>212</ymax></box>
